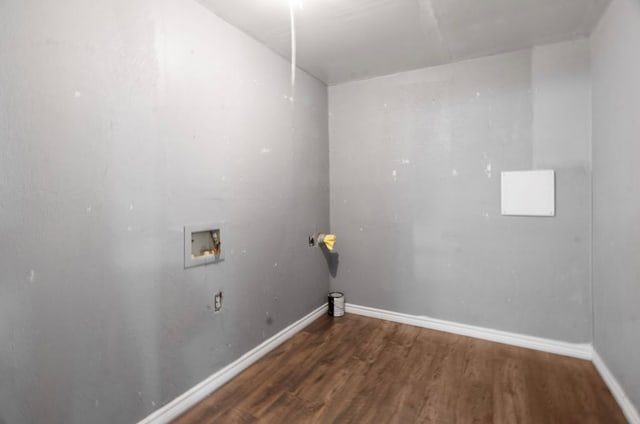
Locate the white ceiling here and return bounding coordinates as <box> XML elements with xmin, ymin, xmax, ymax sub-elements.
<box><xmin>198</xmin><ymin>0</ymin><xmax>610</xmax><ymax>85</ymax></box>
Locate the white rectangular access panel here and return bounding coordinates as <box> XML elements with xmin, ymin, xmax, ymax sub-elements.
<box><xmin>501</xmin><ymin>170</ymin><xmax>555</xmax><ymax>217</ymax></box>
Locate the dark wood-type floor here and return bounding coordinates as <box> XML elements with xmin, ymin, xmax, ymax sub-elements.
<box><xmin>174</xmin><ymin>314</ymin><xmax>626</xmax><ymax>423</ymax></box>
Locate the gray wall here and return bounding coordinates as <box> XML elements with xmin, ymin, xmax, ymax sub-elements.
<box><xmin>0</xmin><ymin>0</ymin><xmax>329</xmax><ymax>423</ymax></box>
<box><xmin>591</xmin><ymin>0</ymin><xmax>640</xmax><ymax>412</ymax></box>
<box><xmin>329</xmin><ymin>40</ymin><xmax>593</xmax><ymax>342</ymax></box>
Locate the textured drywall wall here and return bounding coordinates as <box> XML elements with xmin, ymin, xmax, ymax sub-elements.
<box><xmin>532</xmin><ymin>40</ymin><xmax>592</xmax><ymax>169</ymax></box>
<box><xmin>329</xmin><ymin>40</ymin><xmax>592</xmax><ymax>342</ymax></box>
<box><xmin>591</xmin><ymin>0</ymin><xmax>640</xmax><ymax>413</ymax></box>
<box><xmin>0</xmin><ymin>0</ymin><xmax>329</xmax><ymax>423</ymax></box>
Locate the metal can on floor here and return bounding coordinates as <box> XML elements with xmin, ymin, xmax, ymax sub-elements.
<box><xmin>328</xmin><ymin>292</ymin><xmax>345</xmax><ymax>317</ymax></box>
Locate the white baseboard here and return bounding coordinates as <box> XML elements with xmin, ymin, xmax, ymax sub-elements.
<box><xmin>138</xmin><ymin>303</ymin><xmax>328</xmax><ymax>424</ymax></box>
<box><xmin>345</xmin><ymin>303</ymin><xmax>593</xmax><ymax>360</ymax></box>
<box><xmin>592</xmin><ymin>350</ymin><xmax>640</xmax><ymax>424</ymax></box>
<box><xmin>349</xmin><ymin>302</ymin><xmax>640</xmax><ymax>421</ymax></box>
<box><xmin>139</xmin><ymin>301</ymin><xmax>639</xmax><ymax>424</ymax></box>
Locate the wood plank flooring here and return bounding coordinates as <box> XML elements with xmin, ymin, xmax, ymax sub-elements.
<box><xmin>174</xmin><ymin>314</ymin><xmax>626</xmax><ymax>423</ymax></box>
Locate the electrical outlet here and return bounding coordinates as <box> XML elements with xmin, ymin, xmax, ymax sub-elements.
<box><xmin>214</xmin><ymin>291</ymin><xmax>223</xmax><ymax>312</ymax></box>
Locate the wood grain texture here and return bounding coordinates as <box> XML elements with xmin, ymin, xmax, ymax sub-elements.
<box><xmin>173</xmin><ymin>314</ymin><xmax>626</xmax><ymax>424</ymax></box>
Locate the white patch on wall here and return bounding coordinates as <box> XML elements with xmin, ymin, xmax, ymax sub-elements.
<box><xmin>485</xmin><ymin>163</ymin><xmax>492</xmax><ymax>178</ymax></box>
<box><xmin>501</xmin><ymin>170</ymin><xmax>555</xmax><ymax>217</ymax></box>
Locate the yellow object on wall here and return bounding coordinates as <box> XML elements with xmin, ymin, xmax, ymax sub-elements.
<box><xmin>321</xmin><ymin>234</ymin><xmax>337</xmax><ymax>251</ymax></box>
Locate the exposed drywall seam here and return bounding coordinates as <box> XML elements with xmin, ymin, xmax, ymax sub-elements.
<box><xmin>588</xmin><ymin>45</ymin><xmax>596</xmax><ymax>346</ymax></box>
<box><xmin>587</xmin><ymin>56</ymin><xmax>595</xmax><ymax>348</ymax></box>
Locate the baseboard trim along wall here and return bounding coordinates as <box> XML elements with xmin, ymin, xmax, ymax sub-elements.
<box><xmin>345</xmin><ymin>303</ymin><xmax>593</xmax><ymax>360</ymax></box>
<box><xmin>347</xmin><ymin>303</ymin><xmax>640</xmax><ymax>422</ymax></box>
<box><xmin>592</xmin><ymin>350</ymin><xmax>640</xmax><ymax>424</ymax></box>
<box><xmin>140</xmin><ymin>301</ymin><xmax>639</xmax><ymax>424</ymax></box>
<box><xmin>138</xmin><ymin>303</ymin><xmax>328</xmax><ymax>424</ymax></box>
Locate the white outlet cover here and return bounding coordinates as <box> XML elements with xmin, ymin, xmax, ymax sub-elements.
<box><xmin>501</xmin><ymin>170</ymin><xmax>555</xmax><ymax>217</ymax></box>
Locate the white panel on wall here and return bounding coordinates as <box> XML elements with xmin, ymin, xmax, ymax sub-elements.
<box><xmin>501</xmin><ymin>170</ymin><xmax>555</xmax><ymax>216</ymax></box>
